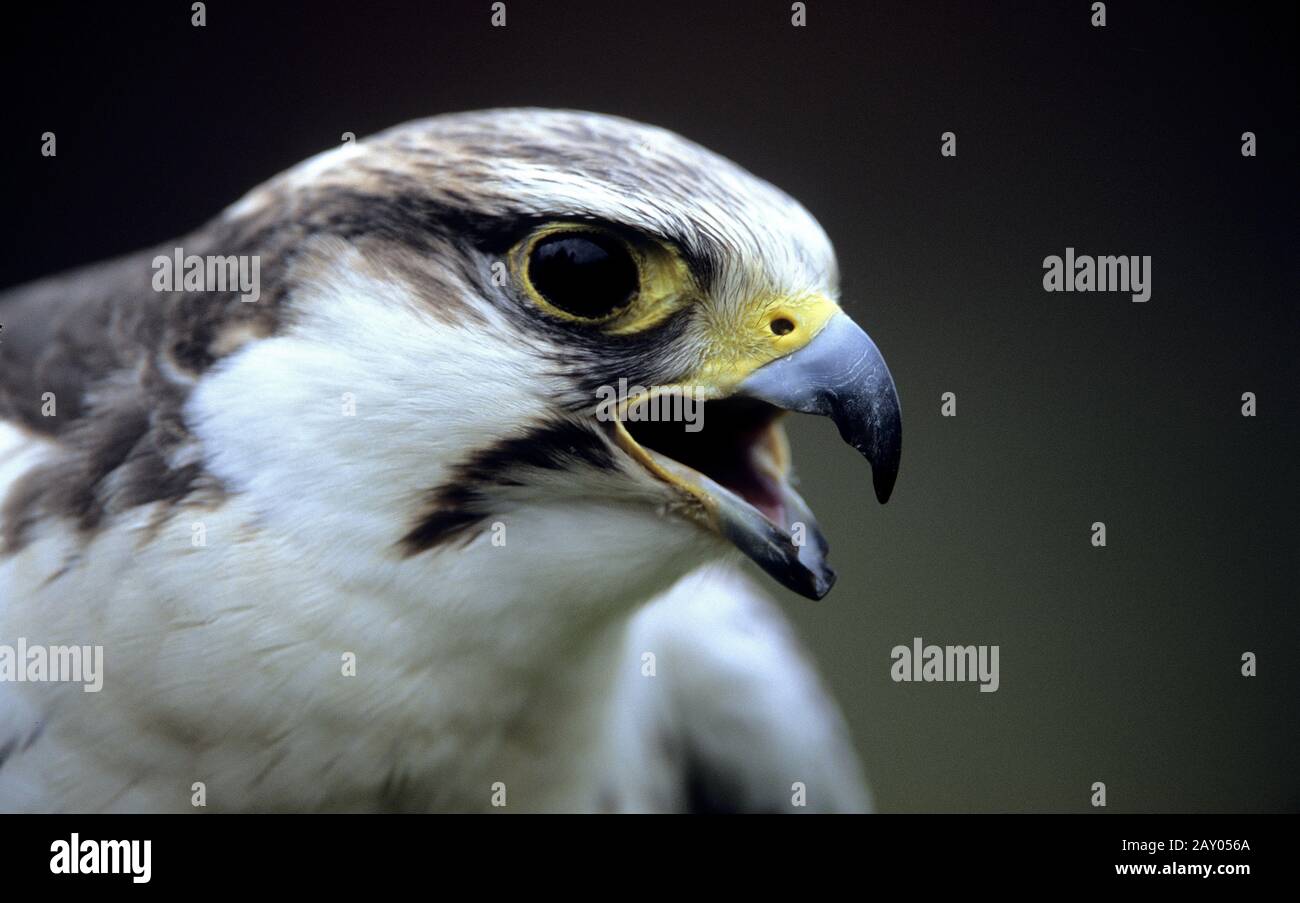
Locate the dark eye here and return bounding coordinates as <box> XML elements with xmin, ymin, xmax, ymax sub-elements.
<box><xmin>526</xmin><ymin>231</ymin><xmax>639</xmax><ymax>319</ymax></box>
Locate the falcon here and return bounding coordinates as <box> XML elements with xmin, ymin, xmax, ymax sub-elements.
<box><xmin>0</xmin><ymin>109</ymin><xmax>901</xmax><ymax>812</ymax></box>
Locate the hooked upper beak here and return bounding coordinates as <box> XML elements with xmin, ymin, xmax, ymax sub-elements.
<box><xmin>737</xmin><ymin>312</ymin><xmax>902</xmax><ymax>505</ymax></box>
<box><xmin>607</xmin><ymin>310</ymin><xmax>901</xmax><ymax>601</ymax></box>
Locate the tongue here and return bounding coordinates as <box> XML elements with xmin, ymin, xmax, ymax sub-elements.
<box><xmin>711</xmin><ymin>449</ymin><xmax>787</xmax><ymax>526</ymax></box>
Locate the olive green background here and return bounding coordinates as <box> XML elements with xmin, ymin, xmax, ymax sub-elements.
<box><xmin>5</xmin><ymin>1</ymin><xmax>1296</xmax><ymax>811</ymax></box>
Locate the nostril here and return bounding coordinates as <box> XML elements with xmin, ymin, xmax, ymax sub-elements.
<box><xmin>770</xmin><ymin>317</ymin><xmax>796</xmax><ymax>336</ymax></box>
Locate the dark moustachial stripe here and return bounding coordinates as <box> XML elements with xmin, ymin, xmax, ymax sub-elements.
<box><xmin>399</xmin><ymin>419</ymin><xmax>614</xmax><ymax>556</ymax></box>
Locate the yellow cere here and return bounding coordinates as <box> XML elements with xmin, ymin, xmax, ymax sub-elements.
<box><xmin>686</xmin><ymin>290</ymin><xmax>839</xmax><ymax>396</ymax></box>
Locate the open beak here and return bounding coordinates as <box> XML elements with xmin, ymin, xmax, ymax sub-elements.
<box><xmin>606</xmin><ymin>311</ymin><xmax>901</xmax><ymax>601</ymax></box>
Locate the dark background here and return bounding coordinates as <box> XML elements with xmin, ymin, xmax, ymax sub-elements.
<box><xmin>4</xmin><ymin>1</ymin><xmax>1296</xmax><ymax>812</ymax></box>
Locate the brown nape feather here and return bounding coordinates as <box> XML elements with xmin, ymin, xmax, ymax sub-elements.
<box><xmin>0</xmin><ymin>224</ymin><xmax>287</xmax><ymax>552</ymax></box>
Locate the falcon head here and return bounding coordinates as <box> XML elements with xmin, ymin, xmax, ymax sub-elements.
<box><xmin>190</xmin><ymin>109</ymin><xmax>901</xmax><ymax>603</ymax></box>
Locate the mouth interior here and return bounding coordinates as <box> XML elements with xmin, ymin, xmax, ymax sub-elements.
<box><xmin>621</xmin><ymin>396</ymin><xmax>788</xmax><ymax>525</ymax></box>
